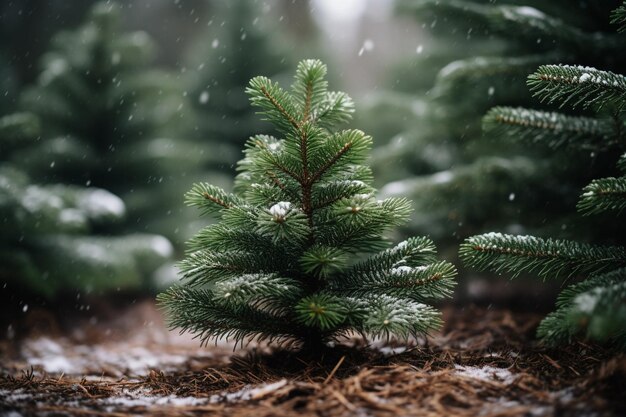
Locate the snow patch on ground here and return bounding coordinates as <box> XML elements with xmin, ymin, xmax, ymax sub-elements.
<box><xmin>103</xmin><ymin>388</ymin><xmax>209</xmax><ymax>410</ymax></box>
<box><xmin>0</xmin><ymin>389</ymin><xmax>31</xmax><ymax>403</ymax></box>
<box><xmin>1</xmin><ymin>380</ymin><xmax>291</xmax><ymax>413</ymax></box>
<box><xmin>454</xmin><ymin>364</ymin><xmax>516</xmax><ymax>385</ymax></box>
<box><xmin>210</xmin><ymin>379</ymin><xmax>288</xmax><ymax>403</ymax></box>
<box><xmin>0</xmin><ymin>387</ymin><xmax>210</xmax><ymax>413</ymax></box>
<box><xmin>21</xmin><ymin>337</ymin><xmax>210</xmax><ymax>376</ymax></box>
<box><xmin>482</xmin><ymin>398</ymin><xmax>553</xmax><ymax>417</ymax></box>
<box><xmin>367</xmin><ymin>339</ymin><xmax>411</xmax><ymax>356</ymax></box>
<box><xmin>376</xmin><ymin>345</ymin><xmax>409</xmax><ymax>356</ymax></box>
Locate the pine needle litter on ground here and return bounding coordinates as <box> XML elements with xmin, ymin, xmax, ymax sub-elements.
<box><xmin>1</xmin><ymin>301</ymin><xmax>624</xmax><ymax>416</ymax></box>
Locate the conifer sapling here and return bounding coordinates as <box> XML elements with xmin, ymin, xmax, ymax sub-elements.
<box><xmin>159</xmin><ymin>60</ymin><xmax>456</xmax><ymax>349</ymax></box>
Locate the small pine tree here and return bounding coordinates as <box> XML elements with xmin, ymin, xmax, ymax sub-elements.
<box><xmin>16</xmin><ymin>2</ymin><xmax>213</xmax><ymax>245</ymax></box>
<box><xmin>460</xmin><ymin>14</ymin><xmax>626</xmax><ymax>347</ymax></box>
<box><xmin>0</xmin><ymin>112</ymin><xmax>173</xmax><ymax>296</ymax></box>
<box><xmin>159</xmin><ymin>60</ymin><xmax>456</xmax><ymax>349</ymax></box>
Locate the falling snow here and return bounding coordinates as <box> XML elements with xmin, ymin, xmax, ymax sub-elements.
<box><xmin>358</xmin><ymin>39</ymin><xmax>375</xmax><ymax>56</ymax></box>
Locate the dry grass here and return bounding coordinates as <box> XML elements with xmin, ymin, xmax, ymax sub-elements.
<box><xmin>1</xmin><ymin>303</ymin><xmax>624</xmax><ymax>416</ymax></box>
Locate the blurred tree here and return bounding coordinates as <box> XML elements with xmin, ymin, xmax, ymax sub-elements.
<box><xmin>0</xmin><ymin>50</ymin><xmax>18</xmax><ymax>114</ymax></box>
<box><xmin>16</xmin><ymin>2</ymin><xmax>220</xmax><ymax>246</ymax></box>
<box><xmin>184</xmin><ymin>0</ymin><xmax>294</xmax><ymax>172</ymax></box>
<box><xmin>0</xmin><ymin>0</ymin><xmax>97</xmax><ymax>103</ymax></box>
<box><xmin>159</xmin><ymin>60</ymin><xmax>456</xmax><ymax>350</ymax></box>
<box><xmin>0</xmin><ymin>112</ymin><xmax>173</xmax><ymax>297</ymax></box>
<box><xmin>365</xmin><ymin>0</ymin><xmax>626</xmax><ymax>245</ymax></box>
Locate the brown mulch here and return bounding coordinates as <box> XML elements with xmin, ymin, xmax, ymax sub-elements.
<box><xmin>0</xmin><ymin>302</ymin><xmax>624</xmax><ymax>417</ymax></box>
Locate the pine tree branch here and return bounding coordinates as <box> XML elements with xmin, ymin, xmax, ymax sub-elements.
<box><xmin>312</xmin><ymin>179</ymin><xmax>373</xmax><ymax>210</ymax></box>
<box><xmin>338</xmin><ymin>261</ymin><xmax>456</xmax><ymax>302</ymax></box>
<box><xmin>359</xmin><ymin>294</ymin><xmax>443</xmax><ymax>340</ymax></box>
<box><xmin>555</xmin><ymin>268</ymin><xmax>626</xmax><ymax>309</ymax></box>
<box><xmin>461</xmin><ymin>232</ymin><xmax>626</xmax><ymax>280</ymax></box>
<box><xmin>300</xmin><ymin>246</ymin><xmax>348</xmax><ymax>279</ymax></box>
<box><xmin>266</xmin><ymin>171</ymin><xmax>300</xmax><ymax>202</ymax></box>
<box><xmin>343</xmin><ymin>237</ymin><xmax>438</xmax><ymax>277</ymax></box>
<box><xmin>272</xmin><ymin>159</ymin><xmax>302</xmax><ymax>183</ymax></box>
<box><xmin>157</xmin><ymin>287</ymin><xmax>296</xmax><ymax>347</ymax></box>
<box><xmin>248</xmin><ymin>77</ymin><xmax>302</xmax><ymax>135</ymax></box>
<box><xmin>186</xmin><ymin>224</ymin><xmax>281</xmax><ymax>258</ymax></box>
<box><xmin>298</xmin><ymin>130</ymin><xmax>315</xmax><ymax>231</ymax></box>
<box><xmin>185</xmin><ymin>183</ymin><xmax>242</xmax><ymax>215</ymax></box>
<box><xmin>314</xmin><ymin>92</ymin><xmax>354</xmax><ymax>128</ymax></box>
<box><xmin>538</xmin><ymin>270</ymin><xmax>626</xmax><ymax>347</ymax></box>
<box><xmin>310</xmin><ymin>142</ymin><xmax>353</xmax><ymax>185</ymax></box>
<box><xmin>619</xmin><ymin>153</ymin><xmax>626</xmax><ymax>174</ymax></box>
<box><xmin>203</xmin><ymin>192</ymin><xmax>231</xmax><ymax>209</ymax></box>
<box><xmin>178</xmin><ymin>249</ymin><xmax>289</xmax><ymax>287</ymax></box>
<box><xmin>292</xmin><ymin>59</ymin><xmax>328</xmax><ymax>125</ymax></box>
<box><xmin>253</xmin><ymin>138</ymin><xmax>302</xmax><ymax>182</ymax></box>
<box><xmin>213</xmin><ymin>273</ymin><xmax>302</xmax><ymax>309</ymax></box>
<box><xmin>483</xmin><ymin>106</ymin><xmax>614</xmax><ymax>150</ymax></box>
<box><xmin>528</xmin><ymin>65</ymin><xmax>626</xmax><ymax>111</ymax></box>
<box><xmin>303</xmin><ymin>81</ymin><xmax>313</xmax><ymax>123</ymax></box>
<box><xmin>611</xmin><ymin>2</ymin><xmax>626</xmax><ymax>33</ymax></box>
<box><xmin>295</xmin><ymin>293</ymin><xmax>349</xmax><ymax>331</ymax></box>
<box><xmin>260</xmin><ymin>86</ymin><xmax>301</xmax><ymax>131</ymax></box>
<box><xmin>578</xmin><ymin>177</ymin><xmax>626</xmax><ymax>215</ymax></box>
<box><xmin>256</xmin><ymin>202</ymin><xmax>310</xmax><ymax>245</ymax></box>
<box><xmin>567</xmin><ymin>280</ymin><xmax>626</xmax><ymax>343</ymax></box>
<box><xmin>309</xmin><ymin>130</ymin><xmax>371</xmax><ymax>183</ymax></box>
<box><xmin>314</xmin><ymin>194</ymin><xmax>348</xmax><ymax>210</ymax></box>
<box><xmin>535</xmin><ymin>309</ymin><xmax>575</xmax><ymax>347</ymax></box>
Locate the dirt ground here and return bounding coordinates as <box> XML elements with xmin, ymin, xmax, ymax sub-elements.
<box><xmin>0</xmin><ymin>299</ymin><xmax>624</xmax><ymax>417</ymax></box>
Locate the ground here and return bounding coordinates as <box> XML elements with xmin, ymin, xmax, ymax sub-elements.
<box><xmin>0</xmin><ymin>299</ymin><xmax>624</xmax><ymax>417</ymax></box>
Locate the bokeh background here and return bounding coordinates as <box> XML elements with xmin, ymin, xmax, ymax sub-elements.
<box><xmin>1</xmin><ymin>0</ymin><xmax>433</xmax><ymax>306</ymax></box>
<box><xmin>2</xmin><ymin>0</ymin><xmax>623</xmax><ymax>320</ymax></box>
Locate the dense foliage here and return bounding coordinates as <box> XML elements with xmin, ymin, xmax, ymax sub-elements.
<box><xmin>159</xmin><ymin>60</ymin><xmax>456</xmax><ymax>348</ymax></box>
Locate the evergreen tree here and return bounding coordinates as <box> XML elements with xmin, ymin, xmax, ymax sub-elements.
<box><xmin>0</xmin><ymin>1</ymin><xmax>98</xmax><ymax>95</ymax></box>
<box><xmin>159</xmin><ymin>60</ymin><xmax>456</xmax><ymax>349</ymax></box>
<box><xmin>185</xmin><ymin>0</ymin><xmax>293</xmax><ymax>170</ymax></box>
<box><xmin>460</xmin><ymin>8</ymin><xmax>626</xmax><ymax>347</ymax></box>
<box><xmin>0</xmin><ymin>112</ymin><xmax>173</xmax><ymax>297</ymax></box>
<box><xmin>16</xmin><ymin>2</ymin><xmax>212</xmax><ymax>245</ymax></box>
<box><xmin>370</xmin><ymin>0</ymin><xmax>626</xmax><ymax>244</ymax></box>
